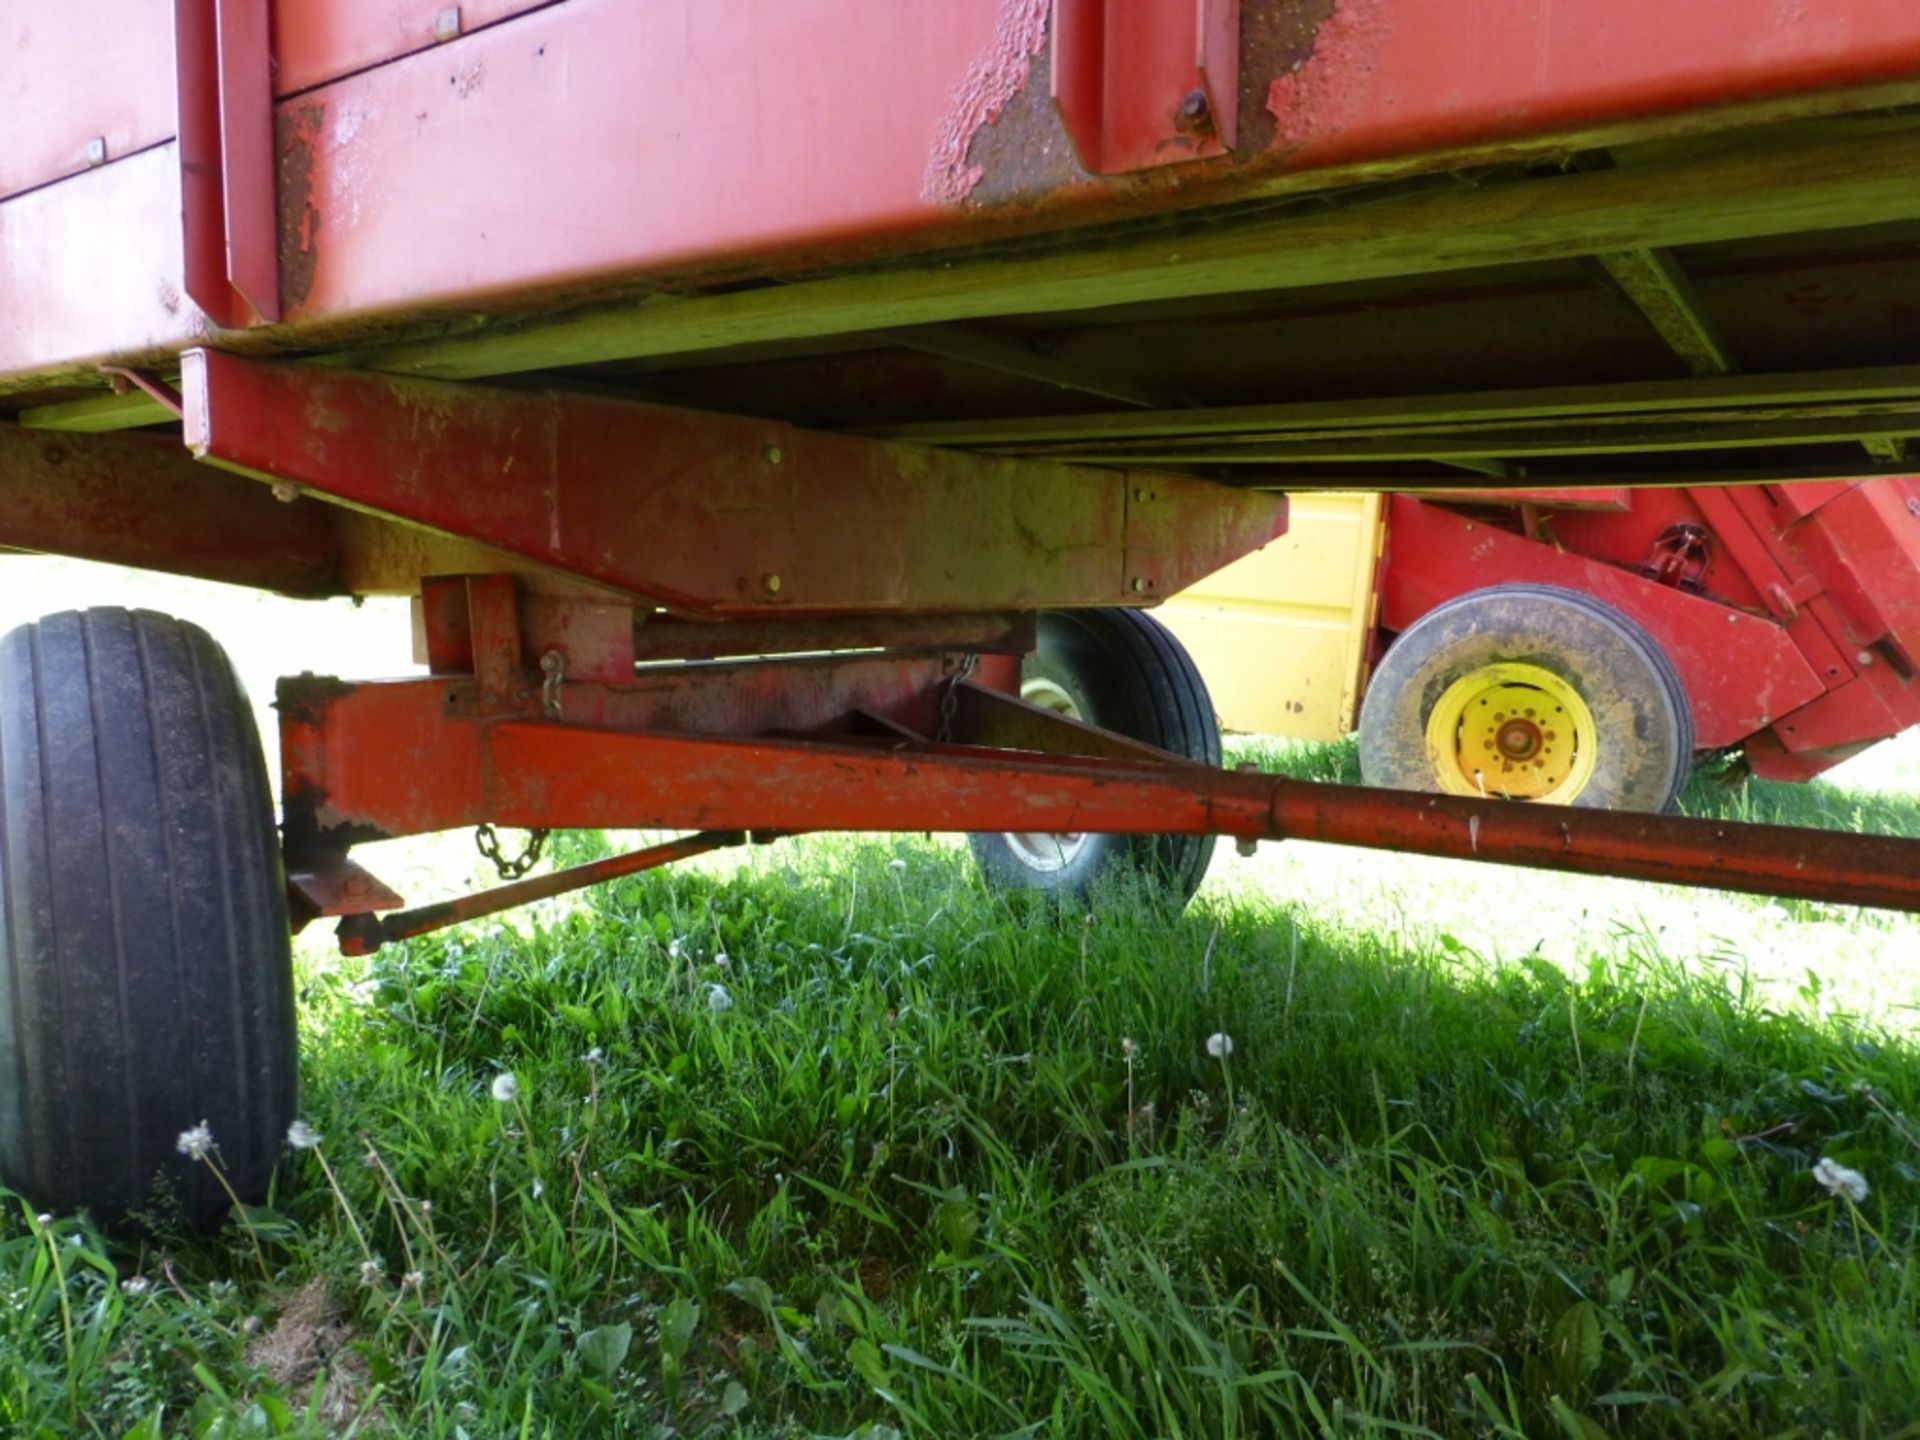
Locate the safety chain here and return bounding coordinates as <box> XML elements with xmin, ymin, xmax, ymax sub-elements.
<box><xmin>540</xmin><ymin>649</ymin><xmax>567</xmax><ymax>720</ymax></box>
<box><xmin>934</xmin><ymin>652</ymin><xmax>979</xmax><ymax>745</ymax></box>
<box><xmin>476</xmin><ymin>822</ymin><xmax>550</xmax><ymax>880</ymax></box>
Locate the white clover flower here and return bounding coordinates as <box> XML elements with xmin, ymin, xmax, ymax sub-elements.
<box><xmin>121</xmin><ymin>1276</ymin><xmax>151</xmax><ymax>1296</ymax></box>
<box><xmin>713</xmin><ymin>952</ymin><xmax>731</xmax><ymax>970</ymax></box>
<box><xmin>490</xmin><ymin>1072</ymin><xmax>520</xmax><ymax>1104</ymax></box>
<box><xmin>176</xmin><ymin>1121</ymin><xmax>215</xmax><ymax>1162</ymax></box>
<box><xmin>1206</xmin><ymin>1032</ymin><xmax>1234</xmax><ymax>1059</ymax></box>
<box><xmin>583</xmin><ymin>1046</ymin><xmax>604</xmax><ymax>1066</ymax></box>
<box><xmin>1121</xmin><ymin>1037</ymin><xmax>1138</xmax><ymax>1059</ymax></box>
<box><xmin>418</xmin><ymin>1200</ymin><xmax>433</xmax><ymax>1218</ymax></box>
<box><xmin>706</xmin><ymin>983</ymin><xmax>734</xmax><ymax>1013</ymax></box>
<box><xmin>286</xmin><ymin>1119</ymin><xmax>322</xmax><ymax>1150</ymax></box>
<box><xmin>402</xmin><ymin>1270</ymin><xmax>425</xmax><ymax>1290</ymax></box>
<box><xmin>33</xmin><ymin>1213</ymin><xmax>53</xmax><ymax>1228</ymax></box>
<box><xmin>887</xmin><ymin>858</ymin><xmax>907</xmax><ymax>875</ymax></box>
<box><xmin>1813</xmin><ymin>1156</ymin><xmax>1870</xmax><ymax>1204</ymax></box>
<box><xmin>668</xmin><ymin>938</ymin><xmax>684</xmax><ymax>960</ymax></box>
<box><xmin>359</xmin><ymin>1260</ymin><xmax>384</xmax><ymax>1288</ymax></box>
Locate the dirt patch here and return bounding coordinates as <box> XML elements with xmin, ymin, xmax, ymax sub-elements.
<box><xmin>245</xmin><ymin>1276</ymin><xmax>373</xmax><ymax>1430</ymax></box>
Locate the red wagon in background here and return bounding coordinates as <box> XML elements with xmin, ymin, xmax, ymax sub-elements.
<box><xmin>1158</xmin><ymin>475</ymin><xmax>1920</xmax><ymax>812</ymax></box>
<box><xmin>8</xmin><ymin>0</ymin><xmax>1920</xmax><ymax>1224</ymax></box>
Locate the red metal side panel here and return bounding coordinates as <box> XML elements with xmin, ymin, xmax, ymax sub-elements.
<box><xmin>1782</xmin><ymin>477</ymin><xmax>1920</xmax><ymax>663</ymax></box>
<box><xmin>1</xmin><ymin>2</ymin><xmax>552</xmax><ymax>203</ymax></box>
<box><xmin>12</xmin><ymin>1</ymin><xmax>1920</xmax><ymax>375</ymax></box>
<box><xmin>1543</xmin><ymin>490</ymin><xmax>1771</xmax><ymax>612</ymax></box>
<box><xmin>0</xmin><ymin>148</ymin><xmax>193</xmax><ymax>375</ymax></box>
<box><xmin>272</xmin><ymin>0</ymin><xmax>1014</xmax><ymax>321</ymax></box>
<box><xmin>1263</xmin><ymin>0</ymin><xmax>1920</xmax><ymax>170</ymax></box>
<box><xmin>272</xmin><ymin>0</ymin><xmax>554</xmax><ymax>95</ymax></box>
<box><xmin>0</xmin><ymin>8</ymin><xmax>179</xmax><ymax>200</ymax></box>
<box><xmin>1379</xmin><ymin>496</ymin><xmax>1825</xmax><ymax>748</ymax></box>
<box><xmin>273</xmin><ymin>0</ymin><xmax>1920</xmax><ymax>326</ymax></box>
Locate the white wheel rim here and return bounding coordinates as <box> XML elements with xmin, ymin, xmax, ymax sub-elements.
<box><xmin>1004</xmin><ymin>677</ymin><xmax>1091</xmax><ymax>872</ymax></box>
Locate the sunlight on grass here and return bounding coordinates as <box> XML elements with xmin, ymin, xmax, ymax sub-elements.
<box><xmin>6</xmin><ymin>842</ymin><xmax>1918</xmax><ymax>1435</ymax></box>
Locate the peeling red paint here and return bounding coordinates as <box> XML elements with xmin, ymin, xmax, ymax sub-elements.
<box><xmin>924</xmin><ymin>0</ymin><xmax>1051</xmax><ymax>205</ymax></box>
<box><xmin>1265</xmin><ymin>0</ymin><xmax>1389</xmax><ymax>153</ymax></box>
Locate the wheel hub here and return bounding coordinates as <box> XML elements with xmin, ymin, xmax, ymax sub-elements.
<box><xmin>1423</xmin><ymin>663</ymin><xmax>1598</xmax><ymax>802</ymax></box>
<box><xmin>1004</xmin><ymin>676</ymin><xmax>1091</xmax><ymax>871</ymax></box>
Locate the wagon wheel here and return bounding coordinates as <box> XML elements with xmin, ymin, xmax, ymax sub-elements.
<box><xmin>0</xmin><ymin>610</ymin><xmax>298</xmax><ymax>1230</ymax></box>
<box><xmin>969</xmin><ymin>608</ymin><xmax>1220</xmax><ymax>902</ymax></box>
<box><xmin>1357</xmin><ymin>584</ymin><xmax>1693</xmax><ymax>812</ymax></box>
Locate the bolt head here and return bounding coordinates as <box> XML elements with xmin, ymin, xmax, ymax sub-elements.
<box><xmin>1130</xmin><ymin>577</ymin><xmax>1151</xmax><ymax>593</ymax></box>
<box><xmin>764</xmin><ymin>444</ymin><xmax>784</xmax><ymax>465</ymax></box>
<box><xmin>762</xmin><ymin>573</ymin><xmax>783</xmax><ymax>594</ymax></box>
<box><xmin>1857</xmin><ymin>649</ymin><xmax>1875</xmax><ymax>666</ymax></box>
<box><xmin>85</xmin><ymin>137</ymin><xmax>107</xmax><ymax>167</ymax></box>
<box><xmin>270</xmin><ymin>480</ymin><xmax>301</xmax><ymax>504</ymax></box>
<box><xmin>432</xmin><ymin>6</ymin><xmax>462</xmax><ymax>41</ymax></box>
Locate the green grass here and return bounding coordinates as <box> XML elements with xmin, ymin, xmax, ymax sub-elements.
<box><xmin>5</xmin><ymin>827</ymin><xmax>1920</xmax><ymax>1437</ymax></box>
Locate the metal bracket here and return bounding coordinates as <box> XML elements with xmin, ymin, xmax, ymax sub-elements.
<box><xmin>1052</xmin><ymin>0</ymin><xmax>1240</xmax><ymax>174</ymax></box>
<box><xmin>174</xmin><ymin>0</ymin><xmax>279</xmax><ymax>325</ymax></box>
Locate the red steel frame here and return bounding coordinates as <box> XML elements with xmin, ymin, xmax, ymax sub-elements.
<box><xmin>12</xmin><ymin>1</ymin><xmax>1920</xmax><ymax>940</ymax></box>
<box><xmin>152</xmin><ymin>345</ymin><xmax>1910</xmax><ymax>938</ymax></box>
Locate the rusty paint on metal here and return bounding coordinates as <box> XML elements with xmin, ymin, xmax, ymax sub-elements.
<box><xmin>465</xmin><ymin>722</ymin><xmax>1920</xmax><ymax>913</ymax></box>
<box><xmin>336</xmin><ymin>831</ymin><xmax>743</xmax><ymax>955</ymax></box>
<box><xmin>276</xmin><ymin>104</ymin><xmax>327</xmax><ymax>314</ymax></box>
<box><xmin>181</xmin><ymin>351</ymin><xmax>1288</xmax><ymax>615</ymax></box>
<box><xmin>1265</xmin><ymin>0</ymin><xmax>1386</xmax><ymax>155</ymax></box>
<box><xmin>925</xmin><ymin>0</ymin><xmax>1052</xmax><ymax>205</ymax></box>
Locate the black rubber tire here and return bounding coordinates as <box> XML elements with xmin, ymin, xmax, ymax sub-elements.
<box><xmin>1357</xmin><ymin>584</ymin><xmax>1694</xmax><ymax>813</ymax></box>
<box><xmin>969</xmin><ymin>609</ymin><xmax>1221</xmax><ymax>902</ymax></box>
<box><xmin>0</xmin><ymin>609</ymin><xmax>297</xmax><ymax>1230</ymax></box>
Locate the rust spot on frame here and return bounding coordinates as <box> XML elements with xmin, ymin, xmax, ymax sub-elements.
<box><xmin>930</xmin><ymin>0</ymin><xmax>1344</xmax><ymax>210</ymax></box>
<box><xmin>1264</xmin><ymin>0</ymin><xmax>1382</xmax><ymax>154</ymax></box>
<box><xmin>277</xmin><ymin>103</ymin><xmax>326</xmax><ymax>312</ymax></box>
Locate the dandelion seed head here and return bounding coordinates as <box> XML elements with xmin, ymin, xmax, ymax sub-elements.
<box><xmin>359</xmin><ymin>1260</ymin><xmax>384</xmax><ymax>1288</ymax></box>
<box><xmin>887</xmin><ymin>858</ymin><xmax>907</xmax><ymax>875</ymax></box>
<box><xmin>1813</xmin><ymin>1156</ymin><xmax>1870</xmax><ymax>1204</ymax></box>
<box><xmin>418</xmin><ymin>1200</ymin><xmax>433</xmax><ymax>1217</ymax></box>
<box><xmin>583</xmin><ymin>1046</ymin><xmax>604</xmax><ymax>1066</ymax></box>
<box><xmin>490</xmin><ymin>1072</ymin><xmax>520</xmax><ymax>1104</ymax></box>
<box><xmin>286</xmin><ymin>1119</ymin><xmax>322</xmax><ymax>1150</ymax></box>
<box><xmin>176</xmin><ymin>1121</ymin><xmax>215</xmax><ymax>1161</ymax></box>
<box><xmin>1206</xmin><ymin>1032</ymin><xmax>1234</xmax><ymax>1059</ymax></box>
<box><xmin>402</xmin><ymin>1270</ymin><xmax>425</xmax><ymax>1290</ymax></box>
<box><xmin>668</xmin><ymin>937</ymin><xmax>684</xmax><ymax>960</ymax></box>
<box><xmin>1121</xmin><ymin>1036</ymin><xmax>1138</xmax><ymax>1059</ymax></box>
<box><xmin>706</xmin><ymin>983</ymin><xmax>734</xmax><ymax>1013</ymax></box>
<box><xmin>713</xmin><ymin>952</ymin><xmax>731</xmax><ymax>969</ymax></box>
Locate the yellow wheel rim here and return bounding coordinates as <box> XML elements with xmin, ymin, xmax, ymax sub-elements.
<box><xmin>1423</xmin><ymin>662</ymin><xmax>1598</xmax><ymax>802</ymax></box>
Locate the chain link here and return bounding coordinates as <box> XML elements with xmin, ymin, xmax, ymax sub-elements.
<box><xmin>540</xmin><ymin>649</ymin><xmax>567</xmax><ymax>720</ymax></box>
<box><xmin>934</xmin><ymin>652</ymin><xmax>979</xmax><ymax>745</ymax></box>
<box><xmin>476</xmin><ymin>822</ymin><xmax>550</xmax><ymax>880</ymax></box>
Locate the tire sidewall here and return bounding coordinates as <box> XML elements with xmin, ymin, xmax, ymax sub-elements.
<box><xmin>970</xmin><ymin>609</ymin><xmax>1219</xmax><ymax>900</ymax></box>
<box><xmin>1358</xmin><ymin>587</ymin><xmax>1689</xmax><ymax>812</ymax></box>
